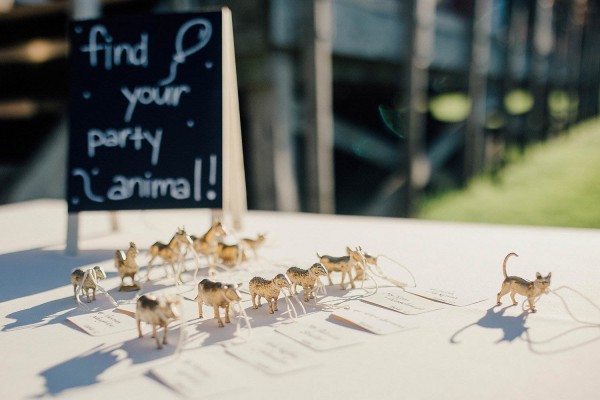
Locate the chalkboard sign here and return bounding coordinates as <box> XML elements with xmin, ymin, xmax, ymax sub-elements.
<box><xmin>67</xmin><ymin>11</ymin><xmax>235</xmax><ymax>212</ymax></box>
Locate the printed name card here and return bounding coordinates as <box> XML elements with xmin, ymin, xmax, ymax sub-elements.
<box><xmin>405</xmin><ymin>286</ymin><xmax>487</xmax><ymax>307</ymax></box>
<box><xmin>225</xmin><ymin>333</ymin><xmax>319</xmax><ymax>374</ymax></box>
<box><xmin>275</xmin><ymin>317</ymin><xmax>363</xmax><ymax>351</ymax></box>
<box><xmin>151</xmin><ymin>347</ymin><xmax>249</xmax><ymax>398</ymax></box>
<box><xmin>361</xmin><ymin>287</ymin><xmax>445</xmax><ymax>315</ymax></box>
<box><xmin>331</xmin><ymin>302</ymin><xmax>415</xmax><ymax>335</ymax></box>
<box><xmin>67</xmin><ymin>310</ymin><xmax>135</xmax><ymax>336</ymax></box>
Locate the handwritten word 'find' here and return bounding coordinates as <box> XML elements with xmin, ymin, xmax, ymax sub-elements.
<box><xmin>88</xmin><ymin>126</ymin><xmax>162</xmax><ymax>166</ymax></box>
<box><xmin>79</xmin><ymin>24</ymin><xmax>148</xmax><ymax>70</ymax></box>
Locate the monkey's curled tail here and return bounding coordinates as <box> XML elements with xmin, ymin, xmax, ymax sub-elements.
<box><xmin>502</xmin><ymin>252</ymin><xmax>519</xmax><ymax>278</ymax></box>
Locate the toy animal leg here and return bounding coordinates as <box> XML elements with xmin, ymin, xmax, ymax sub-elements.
<box><xmin>347</xmin><ymin>268</ymin><xmax>356</xmax><ymax>289</ymax></box>
<box><xmin>85</xmin><ymin>288</ymin><xmax>91</xmax><ymax>303</ymax></box>
<box><xmin>339</xmin><ymin>272</ymin><xmax>346</xmax><ymax>290</ymax></box>
<box><xmin>510</xmin><ymin>291</ymin><xmax>518</xmax><ymax>306</ymax></box>
<box><xmin>225</xmin><ymin>304</ymin><xmax>231</xmax><ymax>324</ymax></box>
<box><xmin>251</xmin><ymin>292</ymin><xmax>258</xmax><ymax>309</ymax></box>
<box><xmin>137</xmin><ymin>317</ymin><xmax>143</xmax><ymax>338</ymax></box>
<box><xmin>256</xmin><ymin>295</ymin><xmax>262</xmax><ymax>307</ymax></box>
<box><xmin>92</xmin><ymin>288</ymin><xmax>97</xmax><ymax>301</ymax></box>
<box><xmin>496</xmin><ymin>283</ymin><xmax>510</xmax><ymax>305</ymax></box>
<box><xmin>327</xmin><ymin>272</ymin><xmax>333</xmax><ymax>286</ymax></box>
<box><xmin>292</xmin><ymin>283</ymin><xmax>298</xmax><ymax>295</ymax></box>
<box><xmin>303</xmin><ymin>286</ymin><xmax>309</xmax><ymax>302</ymax></box>
<box><xmin>213</xmin><ymin>305</ymin><xmax>224</xmax><ymax>327</ymax></box>
<box><xmin>309</xmin><ymin>285</ymin><xmax>315</xmax><ymax>299</ymax></box>
<box><xmin>73</xmin><ymin>284</ymin><xmax>77</xmax><ymax>298</ymax></box>
<box><xmin>155</xmin><ymin>327</ymin><xmax>162</xmax><ymax>349</ymax></box>
<box><xmin>268</xmin><ymin>299</ymin><xmax>274</xmax><ymax>314</ymax></box>
<box><xmin>162</xmin><ymin>325</ymin><xmax>169</xmax><ymax>345</ymax></box>
<box><xmin>273</xmin><ymin>298</ymin><xmax>278</xmax><ymax>312</ymax></box>
<box><xmin>147</xmin><ymin>256</ymin><xmax>157</xmax><ymax>279</ymax></box>
<box><xmin>197</xmin><ymin>296</ymin><xmax>204</xmax><ymax>318</ymax></box>
<box><xmin>528</xmin><ymin>297</ymin><xmax>537</xmax><ymax>313</ymax></box>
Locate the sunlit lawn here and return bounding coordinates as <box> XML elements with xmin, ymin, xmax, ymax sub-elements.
<box><xmin>418</xmin><ymin>118</ymin><xmax>600</xmax><ymax>229</ymax></box>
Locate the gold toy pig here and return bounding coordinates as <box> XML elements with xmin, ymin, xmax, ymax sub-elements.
<box><xmin>136</xmin><ymin>294</ymin><xmax>182</xmax><ymax>349</ymax></box>
<box><xmin>196</xmin><ymin>279</ymin><xmax>242</xmax><ymax>327</ymax></box>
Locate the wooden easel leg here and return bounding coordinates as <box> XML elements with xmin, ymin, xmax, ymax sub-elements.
<box><xmin>66</xmin><ymin>213</ymin><xmax>79</xmax><ymax>256</ymax></box>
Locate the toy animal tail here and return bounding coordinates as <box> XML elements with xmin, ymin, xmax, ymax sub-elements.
<box><xmin>502</xmin><ymin>252</ymin><xmax>518</xmax><ymax>278</ymax></box>
<box><xmin>316</xmin><ymin>252</ymin><xmax>322</xmax><ymax>259</ymax></box>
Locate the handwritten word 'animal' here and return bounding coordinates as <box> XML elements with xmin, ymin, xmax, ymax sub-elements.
<box><xmin>317</xmin><ymin>247</ymin><xmax>366</xmax><ymax>290</ymax></box>
<box><xmin>115</xmin><ymin>242</ymin><xmax>140</xmax><ymax>290</ymax></box>
<box><xmin>147</xmin><ymin>227</ymin><xmax>193</xmax><ymax>280</ymax></box>
<box><xmin>196</xmin><ymin>279</ymin><xmax>242</xmax><ymax>327</ymax></box>
<box><xmin>286</xmin><ymin>263</ymin><xmax>328</xmax><ymax>302</ymax></box>
<box><xmin>71</xmin><ymin>265</ymin><xmax>107</xmax><ymax>302</ymax></box>
<box><xmin>136</xmin><ymin>294</ymin><xmax>181</xmax><ymax>349</ymax></box>
<box><xmin>496</xmin><ymin>252</ymin><xmax>552</xmax><ymax>313</ymax></box>
<box><xmin>249</xmin><ymin>274</ymin><xmax>291</xmax><ymax>314</ymax></box>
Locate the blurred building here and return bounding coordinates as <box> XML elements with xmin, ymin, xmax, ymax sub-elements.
<box><xmin>0</xmin><ymin>0</ymin><xmax>598</xmax><ymax>216</ymax></box>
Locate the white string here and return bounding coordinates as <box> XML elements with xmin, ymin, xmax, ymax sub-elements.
<box><xmin>221</xmin><ymin>289</ymin><xmax>252</xmax><ymax>339</ymax></box>
<box><xmin>371</xmin><ymin>254</ymin><xmax>417</xmax><ymax>288</ymax></box>
<box><xmin>549</xmin><ymin>286</ymin><xmax>600</xmax><ymax>326</ymax></box>
<box><xmin>75</xmin><ymin>268</ymin><xmax>117</xmax><ymax>310</ymax></box>
<box><xmin>173</xmin><ymin>297</ymin><xmax>187</xmax><ymax>356</ymax></box>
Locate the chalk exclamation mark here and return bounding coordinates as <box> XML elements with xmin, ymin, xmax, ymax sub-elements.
<box><xmin>194</xmin><ymin>158</ymin><xmax>202</xmax><ymax>201</ymax></box>
<box><xmin>207</xmin><ymin>154</ymin><xmax>217</xmax><ymax>200</ymax></box>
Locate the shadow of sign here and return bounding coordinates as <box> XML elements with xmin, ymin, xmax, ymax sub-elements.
<box><xmin>0</xmin><ymin>248</ymin><xmax>116</xmax><ymax>303</ymax></box>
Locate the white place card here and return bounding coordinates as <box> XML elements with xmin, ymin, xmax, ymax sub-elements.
<box><xmin>67</xmin><ymin>310</ymin><xmax>135</xmax><ymax>336</ymax></box>
<box><xmin>331</xmin><ymin>303</ymin><xmax>415</xmax><ymax>335</ymax></box>
<box><xmin>225</xmin><ymin>333</ymin><xmax>319</xmax><ymax>374</ymax></box>
<box><xmin>275</xmin><ymin>317</ymin><xmax>363</xmax><ymax>351</ymax></box>
<box><xmin>405</xmin><ymin>286</ymin><xmax>487</xmax><ymax>307</ymax></box>
<box><xmin>361</xmin><ymin>287</ymin><xmax>445</xmax><ymax>314</ymax></box>
<box><xmin>151</xmin><ymin>347</ymin><xmax>249</xmax><ymax>398</ymax></box>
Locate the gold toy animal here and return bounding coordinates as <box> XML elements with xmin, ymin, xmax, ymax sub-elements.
<box><xmin>241</xmin><ymin>233</ymin><xmax>266</xmax><ymax>256</ymax></box>
<box><xmin>345</xmin><ymin>246</ymin><xmax>378</xmax><ymax>280</ymax></box>
<box><xmin>249</xmin><ymin>273</ymin><xmax>292</xmax><ymax>314</ymax></box>
<box><xmin>191</xmin><ymin>219</ymin><xmax>227</xmax><ymax>265</ymax></box>
<box><xmin>115</xmin><ymin>242</ymin><xmax>140</xmax><ymax>290</ymax></box>
<box><xmin>70</xmin><ymin>265</ymin><xmax>107</xmax><ymax>302</ymax></box>
<box><xmin>136</xmin><ymin>294</ymin><xmax>181</xmax><ymax>349</ymax></box>
<box><xmin>317</xmin><ymin>247</ymin><xmax>366</xmax><ymax>289</ymax></box>
<box><xmin>196</xmin><ymin>279</ymin><xmax>242</xmax><ymax>327</ymax></box>
<box><xmin>496</xmin><ymin>252</ymin><xmax>552</xmax><ymax>313</ymax></box>
<box><xmin>286</xmin><ymin>263</ymin><xmax>328</xmax><ymax>302</ymax></box>
<box><xmin>147</xmin><ymin>227</ymin><xmax>193</xmax><ymax>280</ymax></box>
<box><xmin>217</xmin><ymin>242</ymin><xmax>247</xmax><ymax>266</ymax></box>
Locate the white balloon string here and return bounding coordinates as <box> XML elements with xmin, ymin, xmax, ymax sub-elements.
<box><xmin>221</xmin><ymin>291</ymin><xmax>252</xmax><ymax>339</ymax></box>
<box><xmin>549</xmin><ymin>286</ymin><xmax>600</xmax><ymax>326</ymax></box>
<box><xmin>373</xmin><ymin>254</ymin><xmax>417</xmax><ymax>288</ymax></box>
<box><xmin>280</xmin><ymin>287</ymin><xmax>299</xmax><ymax>321</ymax></box>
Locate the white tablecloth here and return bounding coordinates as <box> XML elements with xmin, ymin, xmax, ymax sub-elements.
<box><xmin>2</xmin><ymin>200</ymin><xmax>600</xmax><ymax>399</ymax></box>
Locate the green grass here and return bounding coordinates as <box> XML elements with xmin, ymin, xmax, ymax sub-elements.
<box><xmin>418</xmin><ymin>118</ymin><xmax>600</xmax><ymax>229</ymax></box>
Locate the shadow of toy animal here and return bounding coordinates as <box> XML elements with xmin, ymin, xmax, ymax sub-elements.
<box><xmin>450</xmin><ymin>306</ymin><xmax>529</xmax><ymax>344</ymax></box>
